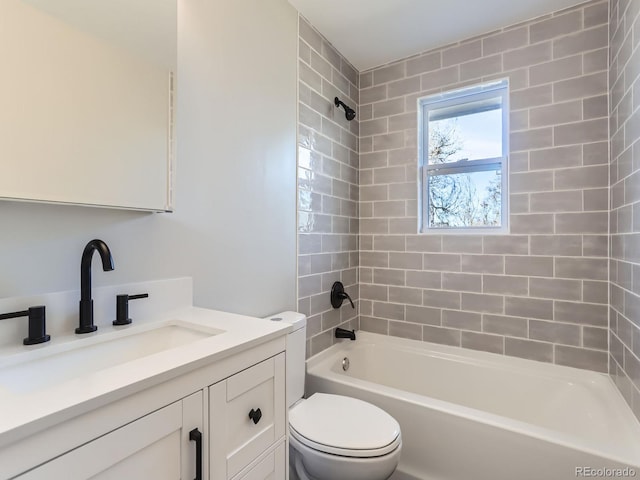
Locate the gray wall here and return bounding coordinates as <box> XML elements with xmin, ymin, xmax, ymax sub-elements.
<box><xmin>609</xmin><ymin>0</ymin><xmax>640</xmax><ymax>421</ymax></box>
<box><xmin>0</xmin><ymin>0</ymin><xmax>298</xmax><ymax>318</ymax></box>
<box><xmin>358</xmin><ymin>0</ymin><xmax>611</xmax><ymax>372</ymax></box>
<box><xmin>297</xmin><ymin>17</ymin><xmax>360</xmax><ymax>357</ymax></box>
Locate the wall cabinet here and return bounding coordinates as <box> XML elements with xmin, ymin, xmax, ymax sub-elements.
<box><xmin>4</xmin><ymin>344</ymin><xmax>287</xmax><ymax>480</ymax></box>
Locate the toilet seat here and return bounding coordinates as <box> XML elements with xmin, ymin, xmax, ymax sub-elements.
<box><xmin>289</xmin><ymin>393</ymin><xmax>401</xmax><ymax>458</ymax></box>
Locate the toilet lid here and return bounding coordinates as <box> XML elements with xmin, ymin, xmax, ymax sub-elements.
<box><xmin>289</xmin><ymin>393</ymin><xmax>401</xmax><ymax>457</ymax></box>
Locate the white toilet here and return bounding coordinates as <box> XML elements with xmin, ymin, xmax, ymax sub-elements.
<box><xmin>268</xmin><ymin>312</ymin><xmax>401</xmax><ymax>480</ymax></box>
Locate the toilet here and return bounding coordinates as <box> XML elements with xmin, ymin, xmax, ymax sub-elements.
<box><xmin>268</xmin><ymin>312</ymin><xmax>401</xmax><ymax>480</ymax></box>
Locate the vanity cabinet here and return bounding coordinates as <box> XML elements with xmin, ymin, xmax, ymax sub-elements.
<box><xmin>1</xmin><ymin>338</ymin><xmax>288</xmax><ymax>480</ymax></box>
<box><xmin>16</xmin><ymin>392</ymin><xmax>203</xmax><ymax>480</ymax></box>
<box><xmin>210</xmin><ymin>353</ymin><xmax>286</xmax><ymax>480</ymax></box>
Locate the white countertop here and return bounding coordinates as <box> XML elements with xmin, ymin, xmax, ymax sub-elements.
<box><xmin>0</xmin><ymin>306</ymin><xmax>291</xmax><ymax>444</ymax></box>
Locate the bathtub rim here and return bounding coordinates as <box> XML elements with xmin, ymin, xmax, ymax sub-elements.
<box><xmin>305</xmin><ymin>331</ymin><xmax>640</xmax><ymax>468</ymax></box>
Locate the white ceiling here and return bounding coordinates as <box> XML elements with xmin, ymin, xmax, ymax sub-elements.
<box><xmin>288</xmin><ymin>0</ymin><xmax>587</xmax><ymax>71</ymax></box>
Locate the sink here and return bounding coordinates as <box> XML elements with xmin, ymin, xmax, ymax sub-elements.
<box><xmin>0</xmin><ymin>321</ymin><xmax>223</xmax><ymax>394</ymax></box>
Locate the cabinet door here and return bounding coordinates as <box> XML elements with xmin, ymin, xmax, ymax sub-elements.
<box><xmin>233</xmin><ymin>441</ymin><xmax>286</xmax><ymax>480</ymax></box>
<box><xmin>210</xmin><ymin>354</ymin><xmax>285</xmax><ymax>479</ymax></box>
<box><xmin>17</xmin><ymin>392</ymin><xmax>203</xmax><ymax>480</ymax></box>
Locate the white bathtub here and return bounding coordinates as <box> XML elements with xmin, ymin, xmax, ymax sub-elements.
<box><xmin>305</xmin><ymin>332</ymin><xmax>640</xmax><ymax>480</ymax></box>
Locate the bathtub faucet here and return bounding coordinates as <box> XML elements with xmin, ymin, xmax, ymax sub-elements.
<box><xmin>335</xmin><ymin>327</ymin><xmax>356</xmax><ymax>341</ymax></box>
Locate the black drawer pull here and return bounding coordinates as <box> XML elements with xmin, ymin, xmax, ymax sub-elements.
<box><xmin>189</xmin><ymin>428</ymin><xmax>202</xmax><ymax>480</ymax></box>
<box><xmin>249</xmin><ymin>408</ymin><xmax>262</xmax><ymax>424</ymax></box>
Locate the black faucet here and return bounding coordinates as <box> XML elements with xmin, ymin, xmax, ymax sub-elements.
<box><xmin>335</xmin><ymin>327</ymin><xmax>356</xmax><ymax>341</ymax></box>
<box><xmin>76</xmin><ymin>239</ymin><xmax>114</xmax><ymax>334</ymax></box>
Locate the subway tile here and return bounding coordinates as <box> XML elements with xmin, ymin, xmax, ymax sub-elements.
<box><xmin>460</xmin><ymin>54</ymin><xmax>502</xmax><ymax>81</ymax></box>
<box><xmin>530</xmin><ymin>10</ymin><xmax>582</xmax><ymax>43</ymax></box>
<box><xmin>310</xmin><ymin>331</ymin><xmax>333</xmax><ymax>356</ymax></box>
<box><xmin>373</xmin><ymin>301</ymin><xmax>405</xmax><ymax>321</ymax></box>
<box><xmin>529</xmin><ymin>101</ymin><xmax>582</xmax><ymax>128</ymax></box>
<box><xmin>483</xmin><ymin>27</ymin><xmax>528</xmax><ymax>55</ymax></box>
<box><xmin>299</xmin><ymin>18</ymin><xmax>322</xmax><ymax>52</ymax></box>
<box><xmin>389</xmin><ymin>320</ymin><xmax>422</xmax><ymax>341</ymax></box>
<box><xmin>583</xmin><ymin>95</ymin><xmax>608</xmax><ymax>120</ymax></box>
<box><xmin>424</xmin><ymin>253</ymin><xmax>461</xmax><ymax>271</ymax></box>
<box><xmin>374</xmin><ymin>98</ymin><xmax>405</xmax><ymax>118</ymax></box>
<box><xmin>483</xmin><ymin>236</ymin><xmax>529</xmax><ymax>255</ymax></box>
<box><xmin>529</xmin><ymin>277</ymin><xmax>581</xmax><ymax>300</ymax></box>
<box><xmin>360</xmin><ymin>218</ymin><xmax>389</xmax><ymax>234</ymax></box>
<box><xmin>443</xmin><ymin>40</ymin><xmax>482</xmax><ymax>66</ymax></box>
<box><xmin>442</xmin><ymin>273</ymin><xmax>482</xmax><ymax>292</ymax></box>
<box><xmin>510</xmin><ymin>214</ymin><xmax>555</xmax><ymax>234</ymax></box>
<box><xmin>406</xmin><ymin>52</ymin><xmax>442</xmax><ymax>76</ymax></box>
<box><xmin>360</xmin><ymin>119</ymin><xmax>388</xmax><ymax>138</ymax></box>
<box><xmin>360</xmin><ymin>284</ymin><xmax>388</xmax><ymax>301</ymax></box>
<box><xmin>553</xmin><ymin>25</ymin><xmax>608</xmax><ymax>58</ymax></box>
<box><xmin>583</xmin><ymin>188</ymin><xmax>609</xmax><ymax>211</ymax></box>
<box><xmin>423</xmin><ymin>289</ymin><xmax>461</xmax><ymax>309</ymax></box>
<box><xmin>554</xmin><ymin>119</ymin><xmax>608</xmax><ymax>146</ymax></box>
<box><xmin>360</xmin><ymin>316</ymin><xmax>388</xmax><ymax>335</ymax></box>
<box><xmin>584</xmin><ymin>48</ymin><xmax>608</xmax><ymax>74</ymax></box>
<box><xmin>361</xmin><ymin>85</ymin><xmax>388</xmax><ymax>104</ymax></box>
<box><xmin>511</xmin><ymin>171</ymin><xmax>553</xmax><ymax>193</ymax></box>
<box><xmin>510</xmin><ymin>194</ymin><xmax>530</xmax><ymax>214</ymax></box>
<box><xmin>554</xmin><ymin>72</ymin><xmax>607</xmax><ymax>102</ymax></box>
<box><xmin>389</xmin><ymin>113</ymin><xmax>417</xmax><ymax>132</ymax></box>
<box><xmin>442</xmin><ymin>235</ymin><xmax>483</xmax><ymax>253</ymax></box>
<box><xmin>406</xmin><ymin>270</ymin><xmax>442</xmax><ymax>289</ymax></box>
<box><xmin>583</xmin><ymin>326</ymin><xmax>608</xmax><ymax>350</ymax></box>
<box><xmin>511</xmin><ymin>85</ymin><xmax>553</xmax><ymax>109</ymax></box>
<box><xmin>443</xmin><ymin>310</ymin><xmax>482</xmax><ymax>331</ymax></box>
<box><xmin>504</xmin><ymin>43</ymin><xmax>552</xmax><ymax>71</ymax></box>
<box><xmin>373</xmin><ymin>133</ymin><xmax>405</xmax><ymax>151</ymax></box>
<box><xmin>529</xmin><ymin>319</ymin><xmax>581</xmax><ymax>346</ymax></box>
<box><xmin>505</xmin><ymin>296</ymin><xmax>553</xmax><ymax>320</ymax></box>
<box><xmin>406</xmin><ymin>305</ymin><xmax>442</xmax><ymax>326</ymax></box>
<box><xmin>389</xmin><ymin>148</ymin><xmax>418</xmax><ymax>166</ymax></box>
<box><xmin>461</xmin><ymin>255</ymin><xmax>505</xmax><ymax>274</ymax></box>
<box><xmin>555</xmin><ymin>345</ymin><xmax>608</xmax><ymax>373</ymax></box>
<box><xmin>421</xmin><ymin>66</ymin><xmax>460</xmax><ymax>91</ymax></box>
<box><xmin>373</xmin><ymin>268</ymin><xmax>405</xmax><ymax>286</ymax></box>
<box><xmin>505</xmin><ymin>338</ymin><xmax>554</xmax><ymax>362</ymax></box>
<box><xmin>505</xmin><ymin>256</ymin><xmax>554</xmax><ymax>277</ymax></box>
<box><xmin>530</xmin><ymin>55</ymin><xmax>582</xmax><ymax>86</ymax></box>
<box><xmin>530</xmin><ymin>191</ymin><xmax>582</xmax><ymax>212</ymax></box>
<box><xmin>556</xmin><ymin>212</ymin><xmax>608</xmax><ymax>234</ymax></box>
<box><xmin>584</xmin><ymin>2</ymin><xmax>608</xmax><ymax>28</ymax></box>
<box><xmin>389</xmin><ymin>286</ymin><xmax>423</xmax><ymax>305</ymax></box>
<box><xmin>483</xmin><ymin>275</ymin><xmax>529</xmax><ymax>296</ymax></box>
<box><xmin>583</xmin><ymin>281</ymin><xmax>608</xmax><ymax>304</ymax></box>
<box><xmin>555</xmin><ymin>165</ymin><xmax>609</xmax><ymax>189</ymax></box>
<box><xmin>374</xmin><ymin>200</ymin><xmax>405</xmax><ymax>217</ymax></box>
<box><xmin>483</xmin><ymin>314</ymin><xmax>528</xmax><ymax>337</ymax></box>
<box><xmin>461</xmin><ymin>331</ymin><xmax>504</xmax><ymax>354</ymax></box>
<box><xmin>407</xmin><ymin>235</ymin><xmax>442</xmax><ymax>252</ymax></box>
<box><xmin>423</xmin><ymin>325</ymin><xmax>461</xmax><ymax>346</ymax></box>
<box><xmin>389</xmin><ymin>252</ymin><xmax>423</xmax><ymax>269</ymax></box>
<box><xmin>373</xmin><ymin>62</ymin><xmax>406</xmax><ymax>85</ymax></box>
<box><xmin>511</xmin><ymin>128</ymin><xmax>553</xmax><ymax>151</ymax></box>
<box><xmin>555</xmin><ymin>301</ymin><xmax>608</xmax><ymax>327</ymax></box>
<box><xmin>462</xmin><ymin>293</ymin><xmax>504</xmax><ymax>314</ymax></box>
<box><xmin>555</xmin><ymin>257</ymin><xmax>608</xmax><ymax>280</ymax></box>
<box><xmin>373</xmin><ymin>235</ymin><xmax>405</xmax><ymax>251</ymax></box>
<box><xmin>360</xmin><ymin>251</ymin><xmax>389</xmax><ymax>268</ymax></box>
<box><xmin>389</xmin><ymin>182</ymin><xmax>418</xmax><ymax>200</ymax></box>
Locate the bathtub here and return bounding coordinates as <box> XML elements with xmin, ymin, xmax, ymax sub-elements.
<box><xmin>305</xmin><ymin>332</ymin><xmax>640</xmax><ymax>480</ymax></box>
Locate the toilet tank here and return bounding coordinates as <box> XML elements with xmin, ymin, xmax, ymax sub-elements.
<box><xmin>266</xmin><ymin>312</ymin><xmax>306</xmax><ymax>408</ymax></box>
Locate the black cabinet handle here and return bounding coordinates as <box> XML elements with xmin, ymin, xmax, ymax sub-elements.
<box><xmin>248</xmin><ymin>408</ymin><xmax>262</xmax><ymax>424</ymax></box>
<box><xmin>189</xmin><ymin>428</ymin><xmax>202</xmax><ymax>480</ymax></box>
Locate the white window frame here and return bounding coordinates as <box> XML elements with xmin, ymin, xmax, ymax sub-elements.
<box><xmin>418</xmin><ymin>79</ymin><xmax>509</xmax><ymax>234</ymax></box>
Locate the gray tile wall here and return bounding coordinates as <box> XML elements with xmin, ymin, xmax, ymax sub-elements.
<box><xmin>609</xmin><ymin>0</ymin><xmax>640</xmax><ymax>421</ymax></box>
<box><xmin>297</xmin><ymin>16</ymin><xmax>360</xmax><ymax>357</ymax></box>
<box><xmin>358</xmin><ymin>0</ymin><xmax>611</xmax><ymax>372</ymax></box>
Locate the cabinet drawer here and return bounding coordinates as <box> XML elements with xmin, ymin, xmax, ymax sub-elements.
<box><xmin>233</xmin><ymin>440</ymin><xmax>286</xmax><ymax>480</ymax></box>
<box><xmin>210</xmin><ymin>353</ymin><xmax>285</xmax><ymax>479</ymax></box>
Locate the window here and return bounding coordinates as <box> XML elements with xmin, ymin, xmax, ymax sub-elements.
<box><xmin>418</xmin><ymin>80</ymin><xmax>509</xmax><ymax>233</ymax></box>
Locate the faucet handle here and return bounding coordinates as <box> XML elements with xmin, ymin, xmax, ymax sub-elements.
<box><xmin>0</xmin><ymin>305</ymin><xmax>51</xmax><ymax>345</ymax></box>
<box><xmin>113</xmin><ymin>293</ymin><xmax>149</xmax><ymax>326</ymax></box>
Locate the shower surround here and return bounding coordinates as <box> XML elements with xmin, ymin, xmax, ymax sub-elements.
<box><xmin>297</xmin><ymin>0</ymin><xmax>640</xmax><ymax>421</ymax></box>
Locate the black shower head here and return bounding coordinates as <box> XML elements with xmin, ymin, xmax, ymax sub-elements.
<box><xmin>335</xmin><ymin>97</ymin><xmax>356</xmax><ymax>121</ymax></box>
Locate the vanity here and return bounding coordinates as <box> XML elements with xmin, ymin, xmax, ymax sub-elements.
<box><xmin>0</xmin><ymin>278</ymin><xmax>289</xmax><ymax>480</ymax></box>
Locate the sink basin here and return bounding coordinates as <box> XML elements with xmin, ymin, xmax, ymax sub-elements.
<box><xmin>0</xmin><ymin>321</ymin><xmax>223</xmax><ymax>394</ymax></box>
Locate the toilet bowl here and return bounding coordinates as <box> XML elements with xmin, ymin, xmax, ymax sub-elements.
<box><xmin>289</xmin><ymin>393</ymin><xmax>401</xmax><ymax>480</ymax></box>
<box><xmin>265</xmin><ymin>312</ymin><xmax>401</xmax><ymax>480</ymax></box>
